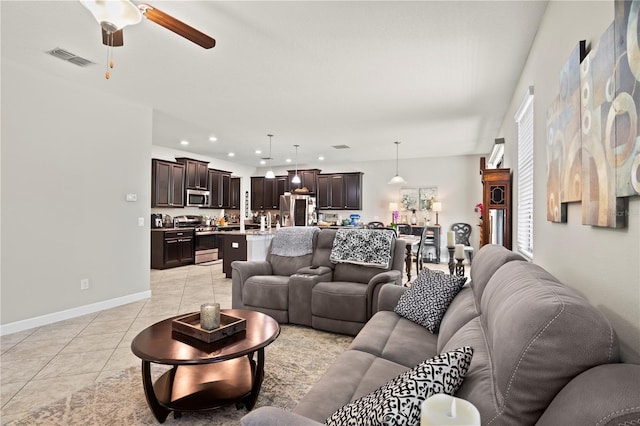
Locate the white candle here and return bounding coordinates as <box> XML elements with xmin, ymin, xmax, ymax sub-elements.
<box><xmin>447</xmin><ymin>231</ymin><xmax>455</xmax><ymax>247</ymax></box>
<box><xmin>454</xmin><ymin>244</ymin><xmax>464</xmax><ymax>260</ymax></box>
<box><xmin>200</xmin><ymin>303</ymin><xmax>220</xmax><ymax>330</ymax></box>
<box><xmin>421</xmin><ymin>394</ymin><xmax>480</xmax><ymax>426</ymax></box>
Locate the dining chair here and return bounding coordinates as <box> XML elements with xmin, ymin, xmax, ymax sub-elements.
<box><xmin>414</xmin><ymin>226</ymin><xmax>435</xmax><ymax>276</ymax></box>
<box><xmin>366</xmin><ymin>221</ymin><xmax>385</xmax><ymax>229</ymax></box>
<box><xmin>451</xmin><ymin>222</ymin><xmax>474</xmax><ymax>264</ymax></box>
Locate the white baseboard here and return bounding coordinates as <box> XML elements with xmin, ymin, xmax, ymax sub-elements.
<box><xmin>0</xmin><ymin>290</ymin><xmax>152</xmax><ymax>336</ymax></box>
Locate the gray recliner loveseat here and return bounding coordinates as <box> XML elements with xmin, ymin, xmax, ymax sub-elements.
<box><xmin>231</xmin><ymin>227</ymin><xmax>405</xmax><ymax>335</ymax></box>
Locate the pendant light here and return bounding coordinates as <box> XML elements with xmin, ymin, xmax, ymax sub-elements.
<box><xmin>388</xmin><ymin>141</ymin><xmax>406</xmax><ymax>184</ymax></box>
<box><xmin>291</xmin><ymin>144</ymin><xmax>301</xmax><ymax>184</ymax></box>
<box><xmin>265</xmin><ymin>134</ymin><xmax>275</xmax><ymax>179</ymax></box>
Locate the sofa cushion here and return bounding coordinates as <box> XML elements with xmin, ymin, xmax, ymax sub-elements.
<box><xmin>394</xmin><ymin>269</ymin><xmax>466</xmax><ymax>333</ymax></box>
<box><xmin>293</xmin><ymin>350</ymin><xmax>408</xmax><ymax>423</ymax></box>
<box><xmin>436</xmin><ymin>286</ymin><xmax>478</xmax><ymax>353</ymax></box>
<box><xmin>349</xmin><ymin>311</ymin><xmax>438</xmax><ymax>368</ymax></box>
<box><xmin>325</xmin><ymin>346</ymin><xmax>474</xmax><ymax>426</ymax></box>
<box><xmin>268</xmin><ymin>253</ymin><xmax>313</xmax><ymax>276</ymax></box>
<box><xmin>312</xmin><ymin>229</ymin><xmax>337</xmax><ymax>268</ymax></box>
<box><xmin>442</xmin><ymin>260</ymin><xmax>620</xmax><ymax>425</ymax></box>
<box><xmin>312</xmin><ymin>281</ymin><xmax>368</xmax><ymax>323</ymax></box>
<box><xmin>469</xmin><ymin>244</ymin><xmax>524</xmax><ymax>311</ymax></box>
<box><xmin>242</xmin><ymin>275</ymin><xmax>290</xmax><ymax>310</ymax></box>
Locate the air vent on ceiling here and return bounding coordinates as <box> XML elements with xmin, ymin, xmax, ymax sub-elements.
<box><xmin>332</xmin><ymin>144</ymin><xmax>351</xmax><ymax>149</ymax></box>
<box><xmin>47</xmin><ymin>48</ymin><xmax>95</xmax><ymax>67</ymax></box>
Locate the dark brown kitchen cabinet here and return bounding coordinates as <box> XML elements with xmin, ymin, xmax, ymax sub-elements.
<box><xmin>152</xmin><ymin>159</ymin><xmax>185</xmax><ymax>208</ymax></box>
<box><xmin>151</xmin><ymin>229</ymin><xmax>194</xmax><ymax>269</ymax></box>
<box><xmin>317</xmin><ymin>172</ymin><xmax>363</xmax><ymax>210</ymax></box>
<box><xmin>176</xmin><ymin>157</ymin><xmax>209</xmax><ymax>190</ymax></box>
<box><xmin>288</xmin><ymin>169</ymin><xmax>320</xmax><ymax>193</ymax></box>
<box><xmin>208</xmin><ymin>169</ymin><xmax>232</xmax><ymax>208</ymax></box>
<box><xmin>251</xmin><ymin>176</ymin><xmax>287</xmax><ymax>210</ymax></box>
<box><xmin>229</xmin><ymin>177</ymin><xmax>241</xmax><ymax>209</ymax></box>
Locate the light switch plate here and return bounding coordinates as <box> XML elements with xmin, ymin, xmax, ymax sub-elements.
<box><xmin>138</xmin><ymin>217</ymin><xmax>144</xmax><ymax>227</ymax></box>
<box><xmin>126</xmin><ymin>194</ymin><xmax>137</xmax><ymax>202</ymax></box>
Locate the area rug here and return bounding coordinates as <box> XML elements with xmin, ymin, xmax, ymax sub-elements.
<box><xmin>5</xmin><ymin>325</ymin><xmax>353</xmax><ymax>426</ymax></box>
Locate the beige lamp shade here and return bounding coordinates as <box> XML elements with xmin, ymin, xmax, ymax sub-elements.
<box><xmin>389</xmin><ymin>202</ymin><xmax>399</xmax><ymax>211</ymax></box>
<box><xmin>432</xmin><ymin>202</ymin><xmax>442</xmax><ymax>212</ymax></box>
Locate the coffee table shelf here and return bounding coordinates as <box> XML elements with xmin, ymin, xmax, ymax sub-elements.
<box><xmin>154</xmin><ymin>358</ymin><xmax>253</xmax><ymax>411</ymax></box>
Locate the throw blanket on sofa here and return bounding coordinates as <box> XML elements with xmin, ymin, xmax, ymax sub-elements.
<box><xmin>330</xmin><ymin>229</ymin><xmax>395</xmax><ymax>269</ymax></box>
<box><xmin>270</xmin><ymin>226</ymin><xmax>320</xmax><ymax>257</ymax></box>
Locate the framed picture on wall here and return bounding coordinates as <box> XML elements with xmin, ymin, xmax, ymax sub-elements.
<box><xmin>399</xmin><ymin>188</ymin><xmax>419</xmax><ymax>211</ymax></box>
<box><xmin>419</xmin><ymin>186</ymin><xmax>438</xmax><ymax>210</ymax></box>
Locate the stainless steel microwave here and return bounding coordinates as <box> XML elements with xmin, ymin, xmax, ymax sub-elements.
<box><xmin>186</xmin><ymin>189</ymin><xmax>210</xmax><ymax>207</ymax></box>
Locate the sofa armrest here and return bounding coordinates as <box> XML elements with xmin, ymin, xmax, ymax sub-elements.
<box><xmin>289</xmin><ymin>271</ymin><xmax>333</xmax><ymax>326</ymax></box>
<box><xmin>377</xmin><ymin>282</ymin><xmax>408</xmax><ymax>312</ymax></box>
<box><xmin>231</xmin><ymin>260</ymin><xmax>273</xmax><ymax>308</ymax></box>
<box><xmin>366</xmin><ymin>270</ymin><xmax>402</xmax><ymax>318</ymax></box>
<box><xmin>241</xmin><ymin>406</ymin><xmax>323</xmax><ymax>426</ymax></box>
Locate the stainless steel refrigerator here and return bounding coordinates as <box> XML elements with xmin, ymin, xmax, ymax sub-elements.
<box><xmin>279</xmin><ymin>194</ymin><xmax>317</xmax><ymax>226</ymax></box>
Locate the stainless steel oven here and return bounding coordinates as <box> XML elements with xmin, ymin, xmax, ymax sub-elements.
<box><xmin>194</xmin><ymin>227</ymin><xmax>219</xmax><ymax>263</ymax></box>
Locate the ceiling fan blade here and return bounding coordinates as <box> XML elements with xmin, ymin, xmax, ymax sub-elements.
<box><xmin>139</xmin><ymin>4</ymin><xmax>216</xmax><ymax>49</ymax></box>
<box><xmin>102</xmin><ymin>28</ymin><xmax>124</xmax><ymax>47</ymax></box>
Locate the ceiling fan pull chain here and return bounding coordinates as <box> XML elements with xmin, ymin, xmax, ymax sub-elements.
<box><xmin>105</xmin><ymin>32</ymin><xmax>114</xmax><ymax>80</ymax></box>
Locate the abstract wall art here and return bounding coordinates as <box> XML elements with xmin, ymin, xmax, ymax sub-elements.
<box><xmin>546</xmin><ymin>0</ymin><xmax>639</xmax><ymax>229</ymax></box>
<box><xmin>546</xmin><ymin>41</ymin><xmax>586</xmax><ymax>223</ymax></box>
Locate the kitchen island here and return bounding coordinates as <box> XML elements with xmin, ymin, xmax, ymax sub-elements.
<box><xmin>222</xmin><ymin>230</ymin><xmax>276</xmax><ymax>278</ymax></box>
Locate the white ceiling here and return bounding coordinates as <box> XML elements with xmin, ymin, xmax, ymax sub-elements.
<box><xmin>1</xmin><ymin>0</ymin><xmax>548</xmax><ymax>168</ymax></box>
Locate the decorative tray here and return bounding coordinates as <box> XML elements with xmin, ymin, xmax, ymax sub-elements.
<box><xmin>172</xmin><ymin>312</ymin><xmax>246</xmax><ymax>343</ymax></box>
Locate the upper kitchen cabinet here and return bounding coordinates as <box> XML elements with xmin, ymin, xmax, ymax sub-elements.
<box><xmin>152</xmin><ymin>159</ymin><xmax>185</xmax><ymax>207</ymax></box>
<box><xmin>176</xmin><ymin>157</ymin><xmax>209</xmax><ymax>190</ymax></box>
<box><xmin>251</xmin><ymin>176</ymin><xmax>288</xmax><ymax>210</ymax></box>
<box><xmin>317</xmin><ymin>172</ymin><xmax>363</xmax><ymax>210</ymax></box>
<box><xmin>208</xmin><ymin>168</ymin><xmax>232</xmax><ymax>208</ymax></box>
<box><xmin>229</xmin><ymin>177</ymin><xmax>241</xmax><ymax>209</ymax></box>
<box><xmin>288</xmin><ymin>169</ymin><xmax>320</xmax><ymax>193</ymax></box>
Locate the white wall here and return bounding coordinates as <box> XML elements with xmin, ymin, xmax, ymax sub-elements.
<box><xmin>1</xmin><ymin>59</ymin><xmax>152</xmax><ymax>330</ymax></box>
<box><xmin>499</xmin><ymin>1</ymin><xmax>640</xmax><ymax>362</ymax></box>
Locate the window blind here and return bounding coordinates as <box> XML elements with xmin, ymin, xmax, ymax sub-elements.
<box><xmin>514</xmin><ymin>87</ymin><xmax>534</xmax><ymax>259</ymax></box>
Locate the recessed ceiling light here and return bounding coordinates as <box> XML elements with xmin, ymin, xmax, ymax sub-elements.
<box><xmin>209</xmin><ymin>136</ymin><xmax>217</xmax><ymax>142</ymax></box>
<box><xmin>286</xmin><ymin>158</ymin><xmax>292</xmax><ymax>163</ymax></box>
<box><xmin>255</xmin><ymin>149</ymin><xmax>262</xmax><ymax>154</ymax></box>
<box><xmin>260</xmin><ymin>160</ymin><xmax>266</xmax><ymax>165</ymax></box>
<box><xmin>180</xmin><ymin>140</ymin><xmax>189</xmax><ymax>146</ymax></box>
<box><xmin>228</xmin><ymin>152</ymin><xmax>235</xmax><ymax>157</ymax></box>
<box><xmin>318</xmin><ymin>156</ymin><xmax>325</xmax><ymax>161</ymax></box>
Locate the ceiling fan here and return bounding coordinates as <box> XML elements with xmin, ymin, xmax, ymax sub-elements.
<box><xmin>80</xmin><ymin>0</ymin><xmax>215</xmax><ymax>78</ymax></box>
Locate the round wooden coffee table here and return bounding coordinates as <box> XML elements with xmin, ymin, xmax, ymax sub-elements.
<box><xmin>131</xmin><ymin>309</ymin><xmax>280</xmax><ymax>423</ymax></box>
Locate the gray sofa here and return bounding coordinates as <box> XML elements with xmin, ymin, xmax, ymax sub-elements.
<box><xmin>242</xmin><ymin>244</ymin><xmax>640</xmax><ymax>426</ymax></box>
<box><xmin>232</xmin><ymin>228</ymin><xmax>406</xmax><ymax>335</ymax></box>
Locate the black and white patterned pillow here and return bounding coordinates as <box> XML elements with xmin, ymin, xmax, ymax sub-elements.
<box><xmin>394</xmin><ymin>270</ymin><xmax>467</xmax><ymax>333</ymax></box>
<box><xmin>325</xmin><ymin>346</ymin><xmax>473</xmax><ymax>426</ymax></box>
<box><xmin>329</xmin><ymin>229</ymin><xmax>396</xmax><ymax>269</ymax></box>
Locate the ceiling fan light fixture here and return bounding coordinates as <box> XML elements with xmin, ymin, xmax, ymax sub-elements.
<box><xmin>388</xmin><ymin>141</ymin><xmax>406</xmax><ymax>185</ymax></box>
<box><xmin>80</xmin><ymin>0</ymin><xmax>142</xmax><ymax>32</ymax></box>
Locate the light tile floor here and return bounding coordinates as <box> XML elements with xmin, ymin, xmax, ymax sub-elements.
<box><xmin>1</xmin><ymin>261</ymin><xmax>231</xmax><ymax>423</ymax></box>
<box><xmin>0</xmin><ymin>258</ymin><xmax>463</xmax><ymax>423</ymax></box>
